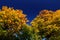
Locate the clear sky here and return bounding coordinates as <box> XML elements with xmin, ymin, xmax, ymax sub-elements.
<box><xmin>0</xmin><ymin>0</ymin><xmax>60</xmax><ymax>24</ymax></box>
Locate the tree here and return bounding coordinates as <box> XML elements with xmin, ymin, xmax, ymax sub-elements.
<box><xmin>0</xmin><ymin>6</ymin><xmax>28</xmax><ymax>40</ymax></box>
<box><xmin>18</xmin><ymin>24</ymin><xmax>42</xmax><ymax>40</ymax></box>
<box><xmin>31</xmin><ymin>10</ymin><xmax>60</xmax><ymax>40</ymax></box>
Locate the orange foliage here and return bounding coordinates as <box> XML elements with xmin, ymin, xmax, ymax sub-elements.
<box><xmin>0</xmin><ymin>6</ymin><xmax>28</xmax><ymax>32</ymax></box>
<box><xmin>31</xmin><ymin>10</ymin><xmax>60</xmax><ymax>38</ymax></box>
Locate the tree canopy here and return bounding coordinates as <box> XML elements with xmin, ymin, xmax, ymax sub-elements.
<box><xmin>0</xmin><ymin>6</ymin><xmax>60</xmax><ymax>40</ymax></box>
<box><xmin>31</xmin><ymin>10</ymin><xmax>60</xmax><ymax>40</ymax></box>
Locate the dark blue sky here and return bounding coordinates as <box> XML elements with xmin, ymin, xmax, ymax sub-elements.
<box><xmin>0</xmin><ymin>0</ymin><xmax>60</xmax><ymax>24</ymax></box>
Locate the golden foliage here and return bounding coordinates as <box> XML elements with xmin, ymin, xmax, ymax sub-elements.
<box><xmin>31</xmin><ymin>10</ymin><xmax>60</xmax><ymax>38</ymax></box>
<box><xmin>0</xmin><ymin>6</ymin><xmax>28</xmax><ymax>32</ymax></box>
